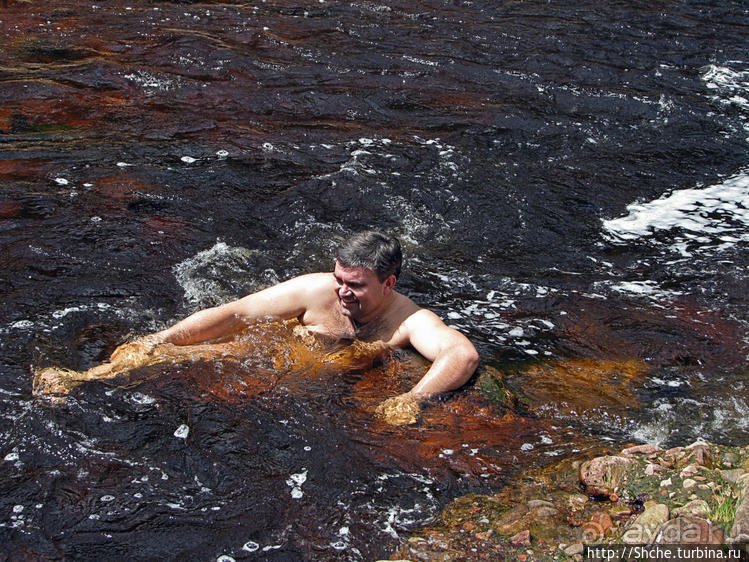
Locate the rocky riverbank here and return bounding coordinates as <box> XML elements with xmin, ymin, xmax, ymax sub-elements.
<box><xmin>387</xmin><ymin>441</ymin><xmax>749</xmax><ymax>561</ymax></box>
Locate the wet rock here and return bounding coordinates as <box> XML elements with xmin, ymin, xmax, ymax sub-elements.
<box><xmin>509</xmin><ymin>529</ymin><xmax>531</xmax><ymax>546</ymax></box>
<box><xmin>477</xmin><ymin>365</ymin><xmax>523</xmax><ymax>410</ymax></box>
<box><xmin>654</xmin><ymin>516</ymin><xmax>724</xmax><ymax>544</ymax></box>
<box><xmin>621</xmin><ymin>503</ymin><xmax>669</xmax><ymax>544</ymax></box>
<box><xmin>527</xmin><ymin>499</ymin><xmax>559</xmax><ymax>518</ymax></box>
<box><xmin>527</xmin><ymin>499</ymin><xmax>555</xmax><ymax>509</ymax></box>
<box><xmin>533</xmin><ymin>506</ymin><xmax>559</xmax><ymax>518</ymax></box>
<box><xmin>493</xmin><ymin>505</ymin><xmax>531</xmax><ymax>535</ymax></box>
<box><xmin>579</xmin><ymin>455</ymin><xmax>634</xmax><ymax>497</ymax></box>
<box><xmin>565</xmin><ymin>493</ymin><xmax>589</xmax><ymax>511</ymax></box>
<box><xmin>582</xmin><ymin>510</ymin><xmax>613</xmax><ymax>542</ymax></box>
<box><xmin>609</xmin><ymin>505</ymin><xmax>633</xmax><ymax>520</ymax></box>
<box><xmin>591</xmin><ymin>511</ymin><xmax>613</xmax><ymax>535</ymax></box>
<box><xmin>621</xmin><ymin>444</ymin><xmax>660</xmax><ymax>456</ymax></box>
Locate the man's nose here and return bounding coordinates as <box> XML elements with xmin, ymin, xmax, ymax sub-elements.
<box><xmin>339</xmin><ymin>284</ymin><xmax>352</xmax><ymax>296</ymax></box>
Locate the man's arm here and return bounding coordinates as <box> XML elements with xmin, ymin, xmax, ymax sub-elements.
<box><xmin>374</xmin><ymin>308</ymin><xmax>479</xmax><ymax>425</ymax></box>
<box><xmin>403</xmin><ymin>309</ymin><xmax>480</xmax><ymax>399</ymax></box>
<box><xmin>147</xmin><ymin>273</ymin><xmax>325</xmax><ymax>346</ymax></box>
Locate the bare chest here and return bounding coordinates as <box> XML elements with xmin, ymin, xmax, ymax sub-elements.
<box><xmin>302</xmin><ymin>306</ymin><xmax>398</xmax><ymax>344</ymax></box>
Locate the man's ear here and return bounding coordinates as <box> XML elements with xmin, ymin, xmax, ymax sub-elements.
<box><xmin>383</xmin><ymin>274</ymin><xmax>397</xmax><ymax>294</ymax></box>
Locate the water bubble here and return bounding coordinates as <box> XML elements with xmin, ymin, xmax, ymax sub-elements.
<box><xmin>216</xmin><ymin>556</ymin><xmax>235</xmax><ymax>562</ymax></box>
<box><xmin>181</xmin><ymin>156</ymin><xmax>197</xmax><ymax>164</ymax></box>
<box><xmin>215</xmin><ymin>150</ymin><xmax>229</xmax><ymax>158</ymax></box>
<box><xmin>4</xmin><ymin>452</ymin><xmax>19</xmax><ymax>462</ymax></box>
<box><xmin>100</xmin><ymin>495</ymin><xmax>115</xmax><ymax>502</ymax></box>
<box><xmin>242</xmin><ymin>541</ymin><xmax>259</xmax><ymax>552</ymax></box>
<box><xmin>54</xmin><ymin>178</ymin><xmax>69</xmax><ymax>185</ymax></box>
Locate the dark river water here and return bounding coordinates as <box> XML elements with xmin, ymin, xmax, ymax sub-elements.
<box><xmin>1</xmin><ymin>0</ymin><xmax>748</xmax><ymax>559</ymax></box>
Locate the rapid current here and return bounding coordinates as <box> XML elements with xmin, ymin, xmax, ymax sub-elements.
<box><xmin>1</xmin><ymin>1</ymin><xmax>748</xmax><ymax>559</ymax></box>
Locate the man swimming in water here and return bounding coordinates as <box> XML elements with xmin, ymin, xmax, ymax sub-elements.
<box><xmin>37</xmin><ymin>231</ymin><xmax>479</xmax><ymax>423</ymax></box>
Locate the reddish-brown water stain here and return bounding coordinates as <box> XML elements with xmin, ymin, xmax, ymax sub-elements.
<box><xmin>515</xmin><ymin>358</ymin><xmax>649</xmax><ymax>417</ymax></box>
<box><xmin>0</xmin><ymin>158</ymin><xmax>56</xmax><ymax>180</ymax></box>
<box><xmin>554</xmin><ymin>294</ymin><xmax>748</xmax><ymax>369</ymax></box>
<box><xmin>0</xmin><ymin>200</ymin><xmax>23</xmax><ymax>219</ymax></box>
<box><xmin>141</xmin><ymin>216</ymin><xmax>188</xmax><ymax>244</ymax></box>
<box><xmin>92</xmin><ymin>176</ymin><xmax>155</xmax><ymax>200</ymax></box>
<box><xmin>0</xmin><ymin>109</ymin><xmax>13</xmax><ymax>133</ymax></box>
<box><xmin>55</xmin><ymin>321</ymin><xmax>570</xmax><ymax>480</ymax></box>
<box><xmin>0</xmin><ymin>98</ymin><xmax>93</xmax><ymax>133</ymax></box>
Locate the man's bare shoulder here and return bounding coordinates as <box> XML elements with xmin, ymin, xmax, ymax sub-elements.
<box><xmin>392</xmin><ymin>291</ymin><xmax>422</xmax><ymax>316</ymax></box>
<box><xmin>290</xmin><ymin>271</ymin><xmax>334</xmax><ymax>285</ymax></box>
<box><xmin>284</xmin><ymin>272</ymin><xmax>337</xmax><ymax>308</ymax></box>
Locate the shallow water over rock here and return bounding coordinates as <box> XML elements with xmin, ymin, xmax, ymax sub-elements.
<box><xmin>1</xmin><ymin>0</ymin><xmax>748</xmax><ymax>559</ymax></box>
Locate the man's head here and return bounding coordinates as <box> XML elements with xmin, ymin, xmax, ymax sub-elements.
<box><xmin>333</xmin><ymin>231</ymin><xmax>402</xmax><ymax>322</ymax></box>
<box><xmin>334</xmin><ymin>231</ymin><xmax>402</xmax><ymax>282</ymax></box>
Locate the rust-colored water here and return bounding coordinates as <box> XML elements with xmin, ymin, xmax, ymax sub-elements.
<box><xmin>2</xmin><ymin>0</ymin><xmax>748</xmax><ymax>559</ymax></box>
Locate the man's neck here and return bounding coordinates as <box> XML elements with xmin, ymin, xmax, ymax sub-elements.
<box><xmin>350</xmin><ymin>292</ymin><xmax>396</xmax><ymax>335</ymax></box>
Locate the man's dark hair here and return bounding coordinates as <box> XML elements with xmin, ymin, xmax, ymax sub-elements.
<box><xmin>335</xmin><ymin>231</ymin><xmax>402</xmax><ymax>281</ymax></box>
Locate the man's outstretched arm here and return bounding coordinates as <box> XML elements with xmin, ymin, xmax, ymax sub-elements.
<box><xmin>136</xmin><ymin>273</ymin><xmax>325</xmax><ymax>346</ymax></box>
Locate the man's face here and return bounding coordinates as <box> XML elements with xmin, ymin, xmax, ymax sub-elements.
<box><xmin>333</xmin><ymin>261</ymin><xmax>394</xmax><ymax>321</ymax></box>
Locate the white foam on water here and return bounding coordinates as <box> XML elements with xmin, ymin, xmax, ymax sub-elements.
<box><xmin>173</xmin><ymin>241</ymin><xmax>279</xmax><ymax>309</ymax></box>
<box><xmin>286</xmin><ymin>469</ymin><xmax>307</xmax><ymax>500</ymax></box>
<box><xmin>701</xmin><ymin>64</ymin><xmax>749</xmax><ymax>115</ymax></box>
<box><xmin>602</xmin><ymin>170</ymin><xmax>749</xmax><ymax>254</ymax></box>
<box><xmin>241</xmin><ymin>541</ymin><xmax>259</xmax><ymax>552</ymax></box>
<box><xmin>123</xmin><ymin>70</ymin><xmax>178</xmax><ymax>92</ymax></box>
<box><xmin>173</xmin><ymin>424</ymin><xmax>189</xmax><ymax>439</ymax></box>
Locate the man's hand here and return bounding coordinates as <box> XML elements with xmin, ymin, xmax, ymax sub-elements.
<box><xmin>109</xmin><ymin>335</ymin><xmax>164</xmax><ymax>369</ymax></box>
<box><xmin>375</xmin><ymin>392</ymin><xmax>421</xmax><ymax>425</ymax></box>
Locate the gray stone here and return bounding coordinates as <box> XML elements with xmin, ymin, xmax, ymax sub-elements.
<box><xmin>622</xmin><ymin>503</ymin><xmax>669</xmax><ymax>544</ymax></box>
<box><xmin>654</xmin><ymin>516</ymin><xmax>723</xmax><ymax>545</ymax></box>
<box><xmin>720</xmin><ymin>468</ymin><xmax>746</xmax><ymax>484</ymax></box>
<box><xmin>728</xmin><ymin>475</ymin><xmax>749</xmax><ymax>543</ymax></box>
<box><xmin>672</xmin><ymin>499</ymin><xmax>710</xmax><ymax>519</ymax></box>
<box><xmin>564</xmin><ymin>543</ymin><xmax>584</xmax><ymax>556</ymax></box>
